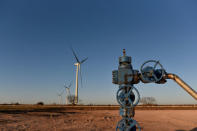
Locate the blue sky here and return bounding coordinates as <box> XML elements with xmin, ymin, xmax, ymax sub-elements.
<box><xmin>0</xmin><ymin>0</ymin><xmax>197</xmax><ymax>104</ymax></box>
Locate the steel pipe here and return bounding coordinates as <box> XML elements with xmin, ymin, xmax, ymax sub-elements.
<box><xmin>165</xmin><ymin>73</ymin><xmax>197</xmax><ymax>100</ymax></box>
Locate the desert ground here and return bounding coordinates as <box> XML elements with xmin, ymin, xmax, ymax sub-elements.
<box><xmin>0</xmin><ymin>105</ymin><xmax>197</xmax><ymax>131</ymax></box>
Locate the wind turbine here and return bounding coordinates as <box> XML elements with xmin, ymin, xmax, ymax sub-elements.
<box><xmin>64</xmin><ymin>82</ymin><xmax>72</xmax><ymax>105</ymax></box>
<box><xmin>57</xmin><ymin>90</ymin><xmax>64</xmax><ymax>105</ymax></box>
<box><xmin>71</xmin><ymin>48</ymin><xmax>88</xmax><ymax>104</ymax></box>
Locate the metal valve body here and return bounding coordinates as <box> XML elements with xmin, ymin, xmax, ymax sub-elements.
<box><xmin>112</xmin><ymin>49</ymin><xmax>197</xmax><ymax>131</ymax></box>
<box><xmin>113</xmin><ymin>49</ymin><xmax>141</xmax><ymax>131</ymax></box>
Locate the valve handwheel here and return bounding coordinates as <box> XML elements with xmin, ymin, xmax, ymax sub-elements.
<box><xmin>140</xmin><ymin>60</ymin><xmax>165</xmax><ymax>83</ymax></box>
<box><xmin>116</xmin><ymin>118</ymin><xmax>141</xmax><ymax>131</ymax></box>
<box><xmin>116</xmin><ymin>85</ymin><xmax>140</xmax><ymax>108</ymax></box>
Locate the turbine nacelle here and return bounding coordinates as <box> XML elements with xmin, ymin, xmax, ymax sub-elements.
<box><xmin>74</xmin><ymin>63</ymin><xmax>80</xmax><ymax>66</ymax></box>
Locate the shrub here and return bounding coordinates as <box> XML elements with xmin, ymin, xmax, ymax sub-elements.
<box><xmin>36</xmin><ymin>102</ymin><xmax>44</xmax><ymax>105</ymax></box>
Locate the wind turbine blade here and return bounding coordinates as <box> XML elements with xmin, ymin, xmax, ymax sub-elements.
<box><xmin>71</xmin><ymin>47</ymin><xmax>80</xmax><ymax>63</ymax></box>
<box><xmin>60</xmin><ymin>90</ymin><xmax>64</xmax><ymax>95</ymax></box>
<box><xmin>81</xmin><ymin>57</ymin><xmax>88</xmax><ymax>64</ymax></box>
<box><xmin>68</xmin><ymin>82</ymin><xmax>72</xmax><ymax>88</ymax></box>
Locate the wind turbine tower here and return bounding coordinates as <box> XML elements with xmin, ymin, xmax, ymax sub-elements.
<box><xmin>57</xmin><ymin>90</ymin><xmax>64</xmax><ymax>105</ymax></box>
<box><xmin>71</xmin><ymin>48</ymin><xmax>88</xmax><ymax>104</ymax></box>
<box><xmin>64</xmin><ymin>82</ymin><xmax>72</xmax><ymax>105</ymax></box>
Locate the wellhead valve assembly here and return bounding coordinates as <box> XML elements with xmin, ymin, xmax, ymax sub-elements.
<box><xmin>112</xmin><ymin>49</ymin><xmax>197</xmax><ymax>131</ymax></box>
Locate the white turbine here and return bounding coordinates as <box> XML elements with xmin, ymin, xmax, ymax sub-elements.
<box><xmin>57</xmin><ymin>90</ymin><xmax>64</xmax><ymax>105</ymax></box>
<box><xmin>64</xmin><ymin>82</ymin><xmax>72</xmax><ymax>105</ymax></box>
<box><xmin>71</xmin><ymin>48</ymin><xmax>88</xmax><ymax>104</ymax></box>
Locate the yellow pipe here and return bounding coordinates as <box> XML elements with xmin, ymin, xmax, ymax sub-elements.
<box><xmin>165</xmin><ymin>73</ymin><xmax>197</xmax><ymax>100</ymax></box>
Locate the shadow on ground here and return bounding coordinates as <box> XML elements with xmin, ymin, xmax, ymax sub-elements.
<box><xmin>176</xmin><ymin>127</ymin><xmax>197</xmax><ymax>131</ymax></box>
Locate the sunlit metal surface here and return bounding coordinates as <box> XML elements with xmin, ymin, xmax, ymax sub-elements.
<box><xmin>112</xmin><ymin>49</ymin><xmax>197</xmax><ymax>131</ymax></box>
<box><xmin>165</xmin><ymin>73</ymin><xmax>197</xmax><ymax>100</ymax></box>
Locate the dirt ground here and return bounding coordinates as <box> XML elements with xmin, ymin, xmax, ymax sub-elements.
<box><xmin>0</xmin><ymin>109</ymin><xmax>197</xmax><ymax>131</ymax></box>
